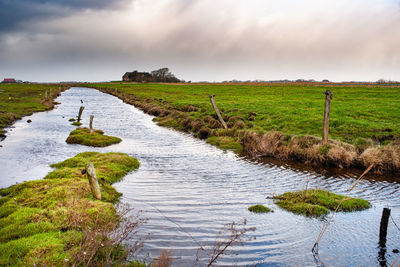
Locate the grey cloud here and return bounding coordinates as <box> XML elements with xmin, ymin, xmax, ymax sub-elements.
<box><xmin>0</xmin><ymin>0</ymin><xmax>128</xmax><ymax>33</ymax></box>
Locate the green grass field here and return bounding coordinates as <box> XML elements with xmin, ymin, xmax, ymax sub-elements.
<box><xmin>0</xmin><ymin>83</ymin><xmax>67</xmax><ymax>138</ymax></box>
<box><xmin>86</xmin><ymin>82</ymin><xmax>400</xmax><ymax>172</ymax></box>
<box><xmin>89</xmin><ymin>82</ymin><xmax>400</xmax><ymax>146</ymax></box>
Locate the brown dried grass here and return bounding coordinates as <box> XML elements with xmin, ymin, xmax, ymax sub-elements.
<box><xmin>242</xmin><ymin>131</ymin><xmax>358</xmax><ymax>168</ymax></box>
<box><xmin>360</xmin><ymin>145</ymin><xmax>400</xmax><ymax>173</ymax></box>
<box><xmin>151</xmin><ymin>250</ymin><xmax>173</xmax><ymax>267</ymax></box>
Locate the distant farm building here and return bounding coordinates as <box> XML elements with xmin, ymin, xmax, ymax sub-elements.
<box><xmin>2</xmin><ymin>78</ymin><xmax>16</xmax><ymax>83</ymax></box>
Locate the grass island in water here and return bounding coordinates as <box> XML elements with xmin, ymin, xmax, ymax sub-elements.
<box><xmin>248</xmin><ymin>204</ymin><xmax>272</xmax><ymax>213</ymax></box>
<box><xmin>66</xmin><ymin>127</ymin><xmax>122</xmax><ymax>147</ymax></box>
<box><xmin>274</xmin><ymin>189</ymin><xmax>370</xmax><ymax>217</ymax></box>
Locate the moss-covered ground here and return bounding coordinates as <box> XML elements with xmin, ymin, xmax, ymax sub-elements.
<box><xmin>0</xmin><ymin>83</ymin><xmax>70</xmax><ymax>139</ymax></box>
<box><xmin>0</xmin><ymin>152</ymin><xmax>140</xmax><ymax>266</ymax></box>
<box><xmin>66</xmin><ymin>127</ymin><xmax>122</xmax><ymax>147</ymax></box>
<box><xmin>274</xmin><ymin>189</ymin><xmax>370</xmax><ymax>217</ymax></box>
<box><xmin>84</xmin><ymin>82</ymin><xmax>400</xmax><ymax>173</ymax></box>
<box><xmin>248</xmin><ymin>204</ymin><xmax>272</xmax><ymax>213</ymax></box>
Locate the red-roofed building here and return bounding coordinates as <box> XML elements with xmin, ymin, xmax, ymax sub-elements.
<box><xmin>2</xmin><ymin>78</ymin><xmax>16</xmax><ymax>83</ymax></box>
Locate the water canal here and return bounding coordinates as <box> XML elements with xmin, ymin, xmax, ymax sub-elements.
<box><xmin>0</xmin><ymin>87</ymin><xmax>399</xmax><ymax>266</ymax></box>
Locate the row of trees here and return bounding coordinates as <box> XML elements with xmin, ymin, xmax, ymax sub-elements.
<box><xmin>122</xmin><ymin>68</ymin><xmax>181</xmax><ymax>83</ymax></box>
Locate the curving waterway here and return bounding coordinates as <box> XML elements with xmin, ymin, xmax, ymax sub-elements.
<box><xmin>0</xmin><ymin>87</ymin><xmax>399</xmax><ymax>266</ymax></box>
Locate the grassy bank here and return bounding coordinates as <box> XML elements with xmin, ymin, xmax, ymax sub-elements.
<box><xmin>86</xmin><ymin>82</ymin><xmax>400</xmax><ymax>173</ymax></box>
<box><xmin>0</xmin><ymin>152</ymin><xmax>141</xmax><ymax>266</ymax></box>
<box><xmin>274</xmin><ymin>189</ymin><xmax>370</xmax><ymax>216</ymax></box>
<box><xmin>66</xmin><ymin>127</ymin><xmax>122</xmax><ymax>147</ymax></box>
<box><xmin>0</xmin><ymin>83</ymin><xmax>70</xmax><ymax>139</ymax></box>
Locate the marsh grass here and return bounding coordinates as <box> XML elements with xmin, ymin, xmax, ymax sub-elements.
<box><xmin>66</xmin><ymin>127</ymin><xmax>122</xmax><ymax>147</ymax></box>
<box><xmin>0</xmin><ymin>83</ymin><xmax>69</xmax><ymax>138</ymax></box>
<box><xmin>274</xmin><ymin>189</ymin><xmax>370</xmax><ymax>216</ymax></box>
<box><xmin>0</xmin><ymin>152</ymin><xmax>141</xmax><ymax>266</ymax></box>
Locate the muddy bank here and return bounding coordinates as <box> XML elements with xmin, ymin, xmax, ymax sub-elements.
<box><xmin>91</xmin><ymin>86</ymin><xmax>399</xmax><ymax>174</ymax></box>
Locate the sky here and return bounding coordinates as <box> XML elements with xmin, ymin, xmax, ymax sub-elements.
<box><xmin>0</xmin><ymin>0</ymin><xmax>400</xmax><ymax>82</ymax></box>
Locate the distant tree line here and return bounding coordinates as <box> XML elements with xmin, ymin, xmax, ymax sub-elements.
<box><xmin>122</xmin><ymin>68</ymin><xmax>181</xmax><ymax>83</ymax></box>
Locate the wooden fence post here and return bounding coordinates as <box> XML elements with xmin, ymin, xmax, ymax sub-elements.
<box><xmin>379</xmin><ymin>208</ymin><xmax>391</xmax><ymax>246</ymax></box>
<box><xmin>45</xmin><ymin>90</ymin><xmax>48</xmax><ymax>100</ymax></box>
<box><xmin>77</xmin><ymin>106</ymin><xmax>85</xmax><ymax>124</ymax></box>
<box><xmin>85</xmin><ymin>163</ymin><xmax>102</xmax><ymax>200</ymax></box>
<box><xmin>322</xmin><ymin>90</ymin><xmax>333</xmax><ymax>145</ymax></box>
<box><xmin>89</xmin><ymin>115</ymin><xmax>94</xmax><ymax>131</ymax></box>
<box><xmin>209</xmin><ymin>95</ymin><xmax>228</xmax><ymax>129</ymax></box>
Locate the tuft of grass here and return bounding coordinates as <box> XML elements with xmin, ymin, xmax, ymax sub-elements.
<box><xmin>206</xmin><ymin>136</ymin><xmax>243</xmax><ymax>152</ymax></box>
<box><xmin>274</xmin><ymin>189</ymin><xmax>370</xmax><ymax>216</ymax></box>
<box><xmin>66</xmin><ymin>127</ymin><xmax>122</xmax><ymax>147</ymax></box>
<box><xmin>248</xmin><ymin>204</ymin><xmax>272</xmax><ymax>213</ymax></box>
<box><xmin>71</xmin><ymin>121</ymin><xmax>82</xmax><ymax>126</ymax></box>
<box><xmin>0</xmin><ymin>152</ymin><xmax>140</xmax><ymax>266</ymax></box>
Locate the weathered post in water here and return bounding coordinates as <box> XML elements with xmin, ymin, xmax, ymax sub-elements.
<box><xmin>85</xmin><ymin>163</ymin><xmax>102</xmax><ymax>200</ymax></box>
<box><xmin>77</xmin><ymin>106</ymin><xmax>85</xmax><ymax>124</ymax></box>
<box><xmin>209</xmin><ymin>95</ymin><xmax>228</xmax><ymax>129</ymax></box>
<box><xmin>322</xmin><ymin>90</ymin><xmax>333</xmax><ymax>145</ymax></box>
<box><xmin>379</xmin><ymin>208</ymin><xmax>391</xmax><ymax>246</ymax></box>
<box><xmin>89</xmin><ymin>115</ymin><xmax>94</xmax><ymax>131</ymax></box>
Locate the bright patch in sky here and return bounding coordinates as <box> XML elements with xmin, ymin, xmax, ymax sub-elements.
<box><xmin>0</xmin><ymin>0</ymin><xmax>399</xmax><ymax>82</ymax></box>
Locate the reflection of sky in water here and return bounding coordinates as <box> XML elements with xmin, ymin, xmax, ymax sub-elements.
<box><xmin>1</xmin><ymin>87</ymin><xmax>400</xmax><ymax>266</ymax></box>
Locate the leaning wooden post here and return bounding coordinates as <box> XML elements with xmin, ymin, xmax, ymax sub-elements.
<box><xmin>379</xmin><ymin>208</ymin><xmax>391</xmax><ymax>246</ymax></box>
<box><xmin>89</xmin><ymin>115</ymin><xmax>94</xmax><ymax>131</ymax></box>
<box><xmin>322</xmin><ymin>90</ymin><xmax>333</xmax><ymax>145</ymax></box>
<box><xmin>85</xmin><ymin>163</ymin><xmax>102</xmax><ymax>200</ymax></box>
<box><xmin>44</xmin><ymin>90</ymin><xmax>48</xmax><ymax>100</ymax></box>
<box><xmin>209</xmin><ymin>95</ymin><xmax>228</xmax><ymax>129</ymax></box>
<box><xmin>77</xmin><ymin>106</ymin><xmax>85</xmax><ymax>124</ymax></box>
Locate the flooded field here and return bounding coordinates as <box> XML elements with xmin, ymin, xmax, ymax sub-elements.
<box><xmin>0</xmin><ymin>87</ymin><xmax>399</xmax><ymax>266</ymax></box>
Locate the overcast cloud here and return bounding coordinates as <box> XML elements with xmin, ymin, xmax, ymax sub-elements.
<box><xmin>0</xmin><ymin>0</ymin><xmax>399</xmax><ymax>82</ymax></box>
